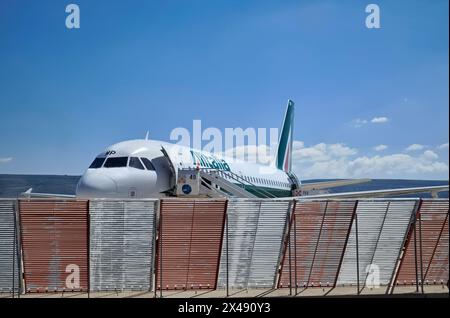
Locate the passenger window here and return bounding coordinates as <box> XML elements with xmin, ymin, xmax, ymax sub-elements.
<box><xmin>129</xmin><ymin>157</ymin><xmax>145</xmax><ymax>170</ymax></box>
<box><xmin>141</xmin><ymin>157</ymin><xmax>155</xmax><ymax>171</ymax></box>
<box><xmin>104</xmin><ymin>157</ymin><xmax>128</xmax><ymax>168</ymax></box>
<box><xmin>89</xmin><ymin>157</ymin><xmax>106</xmax><ymax>169</ymax></box>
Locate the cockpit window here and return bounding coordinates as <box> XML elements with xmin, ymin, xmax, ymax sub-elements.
<box><xmin>89</xmin><ymin>157</ymin><xmax>106</xmax><ymax>169</ymax></box>
<box><xmin>140</xmin><ymin>158</ymin><xmax>155</xmax><ymax>171</ymax></box>
<box><xmin>129</xmin><ymin>157</ymin><xmax>145</xmax><ymax>170</ymax></box>
<box><xmin>104</xmin><ymin>157</ymin><xmax>128</xmax><ymax>168</ymax></box>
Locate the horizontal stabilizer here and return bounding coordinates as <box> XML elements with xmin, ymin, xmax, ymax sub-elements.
<box><xmin>20</xmin><ymin>188</ymin><xmax>76</xmax><ymax>199</ymax></box>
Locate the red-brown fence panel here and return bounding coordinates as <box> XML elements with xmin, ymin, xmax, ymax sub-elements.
<box><xmin>425</xmin><ymin>216</ymin><xmax>448</xmax><ymax>283</ymax></box>
<box><xmin>278</xmin><ymin>200</ymin><xmax>356</xmax><ymax>288</ymax></box>
<box><xmin>19</xmin><ymin>200</ymin><xmax>89</xmax><ymax>292</ymax></box>
<box><xmin>156</xmin><ymin>199</ymin><xmax>226</xmax><ymax>290</ymax></box>
<box><xmin>395</xmin><ymin>199</ymin><xmax>449</xmax><ymax>286</ymax></box>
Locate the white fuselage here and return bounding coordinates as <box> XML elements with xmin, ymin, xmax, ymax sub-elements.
<box><xmin>76</xmin><ymin>139</ymin><xmax>295</xmax><ymax>198</ymax></box>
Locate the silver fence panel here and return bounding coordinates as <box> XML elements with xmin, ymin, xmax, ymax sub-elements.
<box><xmin>0</xmin><ymin>200</ymin><xmax>20</xmax><ymax>293</ymax></box>
<box><xmin>217</xmin><ymin>199</ymin><xmax>291</xmax><ymax>289</ymax></box>
<box><xmin>217</xmin><ymin>200</ymin><xmax>260</xmax><ymax>288</ymax></box>
<box><xmin>247</xmin><ymin>200</ymin><xmax>291</xmax><ymax>288</ymax></box>
<box><xmin>337</xmin><ymin>200</ymin><xmax>416</xmax><ymax>287</ymax></box>
<box><xmin>89</xmin><ymin>200</ymin><xmax>157</xmax><ymax>291</ymax></box>
<box><xmin>371</xmin><ymin>200</ymin><xmax>416</xmax><ymax>286</ymax></box>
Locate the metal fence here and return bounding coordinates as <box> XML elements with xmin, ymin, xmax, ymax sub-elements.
<box><xmin>0</xmin><ymin>198</ymin><xmax>447</xmax><ymax>295</ymax></box>
<box><xmin>155</xmin><ymin>199</ymin><xmax>227</xmax><ymax>292</ymax></box>
<box><xmin>393</xmin><ymin>199</ymin><xmax>449</xmax><ymax>292</ymax></box>
<box><xmin>89</xmin><ymin>200</ymin><xmax>157</xmax><ymax>291</ymax></box>
<box><xmin>217</xmin><ymin>199</ymin><xmax>292</xmax><ymax>290</ymax></box>
<box><xmin>336</xmin><ymin>200</ymin><xmax>417</xmax><ymax>293</ymax></box>
<box><xmin>278</xmin><ymin>200</ymin><xmax>356</xmax><ymax>290</ymax></box>
<box><xmin>0</xmin><ymin>200</ymin><xmax>21</xmax><ymax>296</ymax></box>
<box><xmin>19</xmin><ymin>200</ymin><xmax>89</xmax><ymax>292</ymax></box>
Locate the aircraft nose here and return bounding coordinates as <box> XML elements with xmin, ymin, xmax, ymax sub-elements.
<box><xmin>76</xmin><ymin>170</ymin><xmax>118</xmax><ymax>198</ymax></box>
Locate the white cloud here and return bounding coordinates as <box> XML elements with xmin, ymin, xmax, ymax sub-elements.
<box><xmin>224</xmin><ymin>140</ymin><xmax>449</xmax><ymax>179</ymax></box>
<box><xmin>291</xmin><ymin>141</ymin><xmax>448</xmax><ymax>179</ymax></box>
<box><xmin>292</xmin><ymin>140</ymin><xmax>304</xmax><ymax>149</ymax></box>
<box><xmin>224</xmin><ymin>144</ymin><xmax>273</xmax><ymax>165</ymax></box>
<box><xmin>405</xmin><ymin>144</ymin><xmax>425</xmax><ymax>152</ymax></box>
<box><xmin>0</xmin><ymin>157</ymin><xmax>13</xmax><ymax>164</ymax></box>
<box><xmin>351</xmin><ymin>118</ymin><xmax>368</xmax><ymax>128</ymax></box>
<box><xmin>422</xmin><ymin>150</ymin><xmax>439</xmax><ymax>160</ymax></box>
<box><xmin>328</xmin><ymin>143</ymin><xmax>358</xmax><ymax>157</ymax></box>
<box><xmin>292</xmin><ymin>142</ymin><xmax>357</xmax><ymax>162</ymax></box>
<box><xmin>373</xmin><ymin>145</ymin><xmax>388</xmax><ymax>152</ymax></box>
<box><xmin>371</xmin><ymin>117</ymin><xmax>389</xmax><ymax>124</ymax></box>
<box><xmin>351</xmin><ymin>117</ymin><xmax>389</xmax><ymax>128</ymax></box>
<box><xmin>438</xmin><ymin>142</ymin><xmax>449</xmax><ymax>150</ymax></box>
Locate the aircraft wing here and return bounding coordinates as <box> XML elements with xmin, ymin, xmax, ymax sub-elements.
<box><xmin>20</xmin><ymin>188</ymin><xmax>76</xmax><ymax>199</ymax></box>
<box><xmin>301</xmin><ymin>179</ymin><xmax>371</xmax><ymax>191</ymax></box>
<box><xmin>299</xmin><ymin>185</ymin><xmax>449</xmax><ymax>199</ymax></box>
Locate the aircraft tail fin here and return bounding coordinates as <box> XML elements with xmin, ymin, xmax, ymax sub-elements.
<box><xmin>275</xmin><ymin>100</ymin><xmax>295</xmax><ymax>173</ymax></box>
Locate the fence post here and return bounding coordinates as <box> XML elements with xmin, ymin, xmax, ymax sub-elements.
<box><xmin>226</xmin><ymin>213</ymin><xmax>229</xmax><ymax>297</ymax></box>
<box><xmin>160</xmin><ymin>209</ymin><xmax>163</xmax><ymax>298</ymax></box>
<box><xmin>288</xmin><ymin>213</ymin><xmax>292</xmax><ymax>296</ymax></box>
<box><xmin>294</xmin><ymin>213</ymin><xmax>298</xmax><ymax>295</ymax></box>
<box><xmin>355</xmin><ymin>213</ymin><xmax>360</xmax><ymax>295</ymax></box>
<box><xmin>14</xmin><ymin>199</ymin><xmax>22</xmax><ymax>298</ymax></box>
<box><xmin>12</xmin><ymin>202</ymin><xmax>16</xmax><ymax>299</ymax></box>
<box><xmin>153</xmin><ymin>201</ymin><xmax>159</xmax><ymax>299</ymax></box>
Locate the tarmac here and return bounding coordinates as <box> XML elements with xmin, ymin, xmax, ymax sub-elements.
<box><xmin>1</xmin><ymin>285</ymin><xmax>448</xmax><ymax>298</ymax></box>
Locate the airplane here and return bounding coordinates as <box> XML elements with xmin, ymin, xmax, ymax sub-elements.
<box><xmin>23</xmin><ymin>100</ymin><xmax>449</xmax><ymax>199</ymax></box>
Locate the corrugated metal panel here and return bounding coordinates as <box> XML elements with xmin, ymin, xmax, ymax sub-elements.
<box><xmin>337</xmin><ymin>200</ymin><xmax>416</xmax><ymax>287</ymax></box>
<box><xmin>247</xmin><ymin>200</ymin><xmax>291</xmax><ymax>288</ymax></box>
<box><xmin>337</xmin><ymin>201</ymin><xmax>387</xmax><ymax>286</ymax></box>
<box><xmin>0</xmin><ymin>200</ymin><xmax>20</xmax><ymax>293</ymax></box>
<box><xmin>156</xmin><ymin>199</ymin><xmax>226</xmax><ymax>290</ymax></box>
<box><xmin>425</xmin><ymin>215</ymin><xmax>448</xmax><ymax>284</ymax></box>
<box><xmin>156</xmin><ymin>200</ymin><xmax>192</xmax><ymax>290</ymax></box>
<box><xmin>186</xmin><ymin>200</ymin><xmax>227</xmax><ymax>289</ymax></box>
<box><xmin>89</xmin><ymin>200</ymin><xmax>157</xmax><ymax>291</ymax></box>
<box><xmin>279</xmin><ymin>201</ymin><xmax>325</xmax><ymax>288</ymax></box>
<box><xmin>395</xmin><ymin>199</ymin><xmax>449</xmax><ymax>285</ymax></box>
<box><xmin>217</xmin><ymin>200</ymin><xmax>260</xmax><ymax>289</ymax></box>
<box><xmin>19</xmin><ymin>200</ymin><xmax>89</xmax><ymax>292</ymax></box>
<box><xmin>278</xmin><ymin>200</ymin><xmax>356</xmax><ymax>288</ymax></box>
<box><xmin>217</xmin><ymin>200</ymin><xmax>291</xmax><ymax>289</ymax></box>
<box><xmin>371</xmin><ymin>200</ymin><xmax>416</xmax><ymax>286</ymax></box>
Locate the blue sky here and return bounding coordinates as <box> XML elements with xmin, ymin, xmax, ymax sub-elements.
<box><xmin>0</xmin><ymin>0</ymin><xmax>448</xmax><ymax>179</ymax></box>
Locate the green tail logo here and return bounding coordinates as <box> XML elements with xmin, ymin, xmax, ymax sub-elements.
<box><xmin>276</xmin><ymin>100</ymin><xmax>295</xmax><ymax>173</ymax></box>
